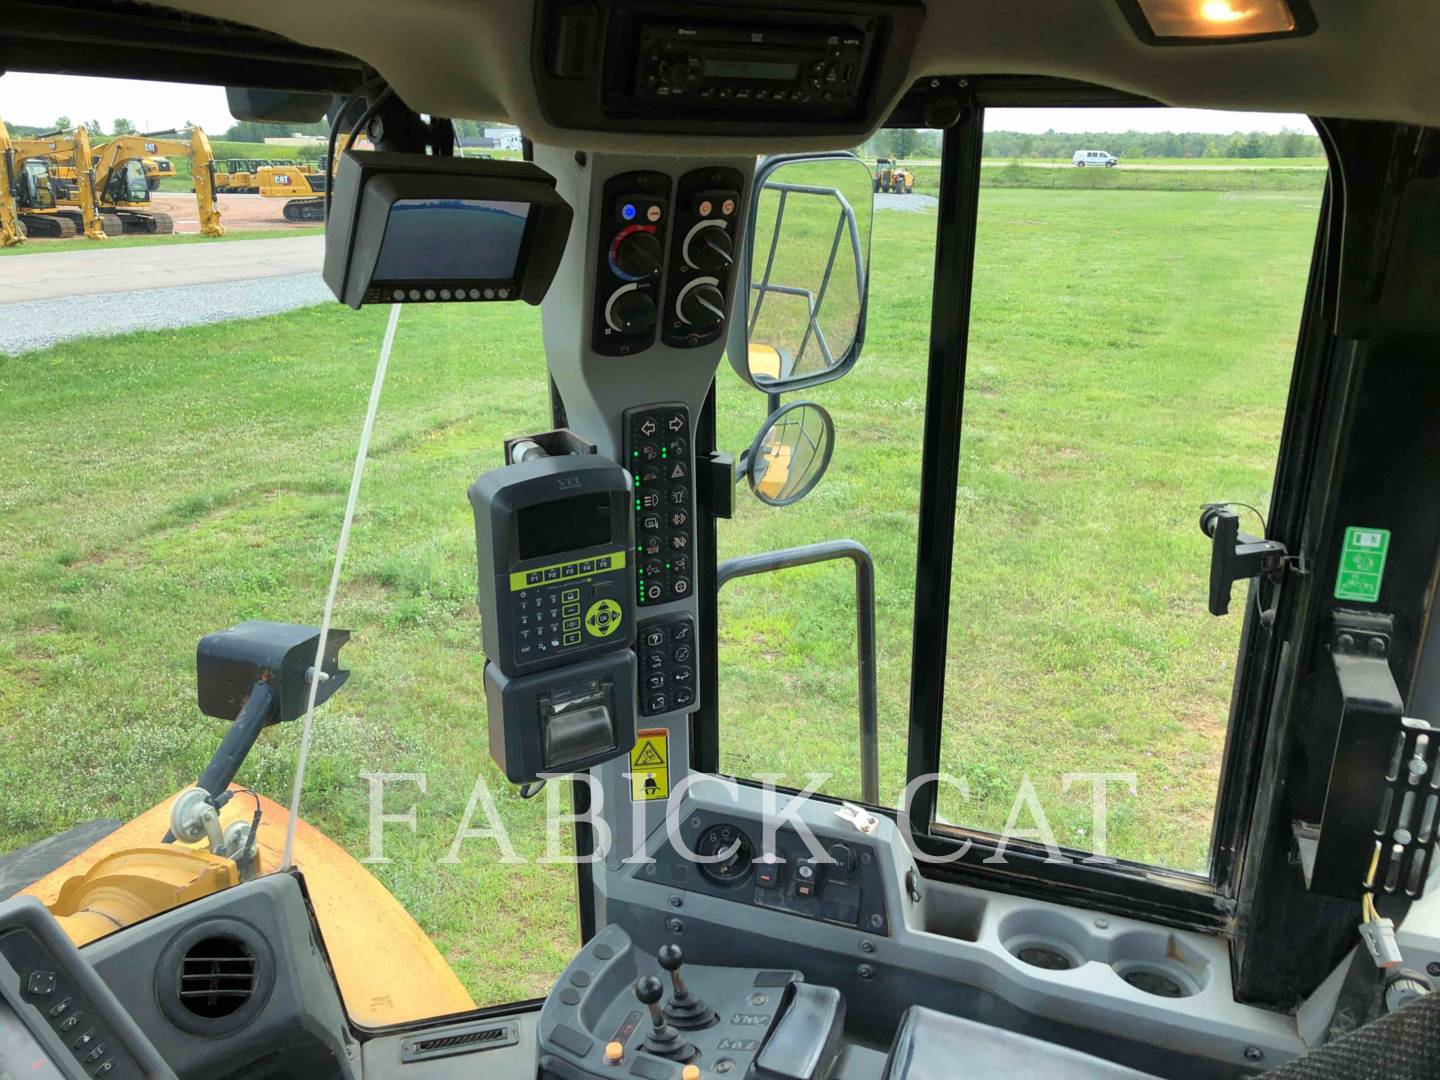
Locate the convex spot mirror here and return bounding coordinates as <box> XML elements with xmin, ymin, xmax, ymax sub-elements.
<box><xmin>727</xmin><ymin>152</ymin><xmax>873</xmax><ymax>394</ymax></box>
<box><xmin>740</xmin><ymin>401</ymin><xmax>836</xmax><ymax>507</ymax></box>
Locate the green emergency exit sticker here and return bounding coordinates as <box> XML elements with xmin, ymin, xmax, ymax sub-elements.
<box><xmin>1334</xmin><ymin>526</ymin><xmax>1390</xmax><ymax>603</ymax></box>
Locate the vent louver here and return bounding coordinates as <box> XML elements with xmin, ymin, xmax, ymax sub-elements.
<box><xmin>178</xmin><ymin>935</ymin><xmax>256</xmax><ymax>1018</ymax></box>
<box><xmin>401</xmin><ymin>1021</ymin><xmax>519</xmax><ymax>1062</ymax></box>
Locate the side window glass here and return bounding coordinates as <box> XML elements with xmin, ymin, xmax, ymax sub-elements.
<box><xmin>933</xmin><ymin>107</ymin><xmax>1327</xmax><ymax>871</ymax></box>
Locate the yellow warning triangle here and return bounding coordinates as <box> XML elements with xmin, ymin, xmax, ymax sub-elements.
<box><xmin>633</xmin><ymin>741</ymin><xmax>665</xmax><ymax>768</ymax></box>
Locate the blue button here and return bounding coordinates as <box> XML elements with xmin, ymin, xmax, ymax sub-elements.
<box><xmin>621</xmin><ymin>203</ymin><xmax>637</xmax><ymax>220</ymax></box>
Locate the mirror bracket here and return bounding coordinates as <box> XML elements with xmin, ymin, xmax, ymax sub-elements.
<box><xmin>698</xmin><ymin>451</ymin><xmax>736</xmax><ymax>521</ymax></box>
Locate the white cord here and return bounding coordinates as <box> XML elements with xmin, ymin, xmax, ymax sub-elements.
<box><xmin>282</xmin><ymin>302</ymin><xmax>402</xmax><ymax>869</ymax></box>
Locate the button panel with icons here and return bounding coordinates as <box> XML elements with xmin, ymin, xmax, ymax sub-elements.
<box><xmin>662</xmin><ymin>166</ymin><xmax>744</xmax><ymax>349</ymax></box>
<box><xmin>509</xmin><ymin>551</ymin><xmax>629</xmax><ymax>668</ymax></box>
<box><xmin>593</xmin><ymin>169</ymin><xmax>671</xmax><ymax>356</ymax></box>
<box><xmin>1</xmin><ymin>926</ymin><xmax>139</xmax><ymax>1078</ymax></box>
<box><xmin>624</xmin><ymin>404</ymin><xmax>694</xmax><ymax>609</ymax></box>
<box><xmin>637</xmin><ymin>615</ymin><xmax>696</xmax><ymax>716</ymax></box>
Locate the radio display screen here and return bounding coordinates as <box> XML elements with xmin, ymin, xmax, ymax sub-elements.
<box><xmin>373</xmin><ymin>198</ymin><xmax>532</xmax><ymax>281</ymax></box>
<box><xmin>702</xmin><ymin>58</ymin><xmax>801</xmax><ymax>81</ymax></box>
<box><xmin>518</xmin><ymin>494</ymin><xmax>612</xmax><ymax>561</ymax></box>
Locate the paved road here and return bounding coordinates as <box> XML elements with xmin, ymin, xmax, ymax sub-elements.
<box><xmin>0</xmin><ymin>235</ymin><xmax>323</xmax><ymax>304</ymax></box>
<box><xmin>1</xmin><ymin>236</ymin><xmax>329</xmax><ymax>354</ymax></box>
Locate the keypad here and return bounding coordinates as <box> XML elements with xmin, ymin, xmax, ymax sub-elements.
<box><xmin>638</xmin><ymin>616</ymin><xmax>696</xmax><ymax>716</ymax></box>
<box><xmin>510</xmin><ymin>552</ymin><xmax>627</xmax><ymax>668</ymax></box>
<box><xmin>626</xmin><ymin>404</ymin><xmax>694</xmax><ymax>608</ymax></box>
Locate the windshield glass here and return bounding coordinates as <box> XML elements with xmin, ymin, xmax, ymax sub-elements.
<box><xmin>0</xmin><ymin>75</ymin><xmax>575</xmax><ymax>1026</ymax></box>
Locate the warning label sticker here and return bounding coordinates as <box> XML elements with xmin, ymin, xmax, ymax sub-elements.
<box><xmin>1334</xmin><ymin>526</ymin><xmax>1391</xmax><ymax>603</ymax></box>
<box><xmin>630</xmin><ymin>728</ymin><xmax>669</xmax><ymax>802</ymax></box>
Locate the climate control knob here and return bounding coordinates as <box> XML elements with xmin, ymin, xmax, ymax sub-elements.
<box><xmin>676</xmin><ymin>281</ymin><xmax>726</xmax><ymax>330</ymax></box>
<box><xmin>606</xmin><ymin>286</ymin><xmax>657</xmax><ymax>335</ymax></box>
<box><xmin>614</xmin><ymin>230</ymin><xmax>663</xmax><ymax>279</ymax></box>
<box><xmin>686</xmin><ymin>224</ymin><xmax>733</xmax><ymax>272</ymax></box>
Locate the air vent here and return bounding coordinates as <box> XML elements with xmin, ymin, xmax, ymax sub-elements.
<box><xmin>401</xmin><ymin>1020</ymin><xmax>519</xmax><ymax>1063</ymax></box>
<box><xmin>179</xmin><ymin>935</ymin><xmax>256</xmax><ymax>1018</ymax></box>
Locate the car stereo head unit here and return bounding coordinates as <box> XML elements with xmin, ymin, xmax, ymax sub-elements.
<box><xmin>533</xmin><ymin>0</ymin><xmax>925</xmax><ymax>138</ymax></box>
<box><xmin>634</xmin><ymin>21</ymin><xmax>866</xmax><ymax>110</ymax></box>
<box><xmin>323</xmin><ymin>151</ymin><xmax>574</xmax><ymax>309</ymax></box>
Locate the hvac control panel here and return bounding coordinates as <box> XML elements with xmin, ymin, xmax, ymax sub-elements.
<box><xmin>592</xmin><ymin>170</ymin><xmax>670</xmax><ymax>356</ymax></box>
<box><xmin>663</xmin><ymin>166</ymin><xmax>743</xmax><ymax>349</ymax></box>
<box><xmin>624</xmin><ymin>404</ymin><xmax>694</xmax><ymax>609</ymax></box>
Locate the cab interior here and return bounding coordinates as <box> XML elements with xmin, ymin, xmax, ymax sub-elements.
<box><xmin>1</xmin><ymin>1</ymin><xmax>1440</xmax><ymax>1078</ymax></box>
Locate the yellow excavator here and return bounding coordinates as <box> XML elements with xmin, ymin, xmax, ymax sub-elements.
<box><xmin>3</xmin><ymin>118</ymin><xmax>71</xmax><ymax>241</ymax></box>
<box><xmin>21</xmin><ymin>124</ymin><xmax>121</xmax><ymax>239</ymax></box>
<box><xmin>256</xmin><ymin>154</ymin><xmax>331</xmax><ymax>221</ymax></box>
<box><xmin>79</xmin><ymin>127</ymin><xmax>225</xmax><ymax>235</ymax></box>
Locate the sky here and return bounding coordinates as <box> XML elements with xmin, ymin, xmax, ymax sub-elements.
<box><xmin>0</xmin><ymin>73</ymin><xmax>1312</xmax><ymax>136</ymax></box>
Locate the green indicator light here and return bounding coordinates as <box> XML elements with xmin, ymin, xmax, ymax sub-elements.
<box><xmin>666</xmin><ymin>563</ymin><xmax>671</xmax><ymax>568</ymax></box>
<box><xmin>661</xmin><ymin>449</ymin><xmax>668</xmax><ymax>458</ymax></box>
<box><xmin>632</xmin><ymin>450</ymin><xmax>639</xmax><ymax>457</ymax></box>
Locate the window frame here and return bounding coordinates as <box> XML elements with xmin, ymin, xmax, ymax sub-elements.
<box><xmin>691</xmin><ymin>75</ymin><xmax>1336</xmax><ymax>936</ymax></box>
<box><xmin>899</xmin><ymin>77</ymin><xmax>1333</xmax><ymax>932</ymax></box>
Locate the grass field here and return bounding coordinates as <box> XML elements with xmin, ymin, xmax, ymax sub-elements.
<box><xmin>0</xmin><ymin>174</ymin><xmax>1325</xmax><ymax>1005</ymax></box>
<box><xmin>0</xmin><ymin>227</ymin><xmax>323</xmax><ymax>256</ymax></box>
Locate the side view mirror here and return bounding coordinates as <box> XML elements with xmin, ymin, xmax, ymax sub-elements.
<box><xmin>736</xmin><ymin>401</ymin><xmax>836</xmax><ymax>507</ymax></box>
<box><xmin>727</xmin><ymin>152</ymin><xmax>874</xmax><ymax>394</ymax></box>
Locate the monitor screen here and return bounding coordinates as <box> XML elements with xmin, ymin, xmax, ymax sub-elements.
<box><xmin>518</xmin><ymin>494</ymin><xmax>612</xmax><ymax>561</ymax></box>
<box><xmin>373</xmin><ymin>198</ymin><xmax>532</xmax><ymax>281</ymax></box>
<box><xmin>0</xmin><ymin>1000</ymin><xmax>64</xmax><ymax>1078</ymax></box>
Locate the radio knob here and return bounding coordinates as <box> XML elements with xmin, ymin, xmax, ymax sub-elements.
<box><xmin>607</xmin><ymin>287</ymin><xmax>657</xmax><ymax>335</ymax></box>
<box><xmin>661</xmin><ymin>59</ymin><xmax>690</xmax><ymax>88</ymax></box>
<box><xmin>615</xmin><ymin>230</ymin><xmax>663</xmax><ymax>278</ymax></box>
<box><xmin>677</xmin><ymin>281</ymin><xmax>726</xmax><ymax>330</ymax></box>
<box><xmin>687</xmin><ymin>226</ymin><xmax>733</xmax><ymax>273</ymax></box>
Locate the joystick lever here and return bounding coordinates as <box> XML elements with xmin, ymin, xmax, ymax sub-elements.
<box><xmin>658</xmin><ymin>944</ymin><xmax>717</xmax><ymax>1029</ymax></box>
<box><xmin>636</xmin><ymin>975</ymin><xmax>696</xmax><ymax>1063</ymax></box>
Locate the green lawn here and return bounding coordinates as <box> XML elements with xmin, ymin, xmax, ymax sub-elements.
<box><xmin>1</xmin><ymin>227</ymin><xmax>322</xmax><ymax>256</ymax></box>
<box><xmin>0</xmin><ymin>178</ymin><xmax>1324</xmax><ymax>1005</ymax></box>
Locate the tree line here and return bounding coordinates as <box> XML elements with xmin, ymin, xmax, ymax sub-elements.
<box><xmin>862</xmin><ymin>127</ymin><xmax>1320</xmax><ymax>160</ymax></box>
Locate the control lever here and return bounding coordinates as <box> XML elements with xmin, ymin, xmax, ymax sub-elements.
<box><xmin>635</xmin><ymin>975</ymin><xmax>696</xmax><ymax>1063</ymax></box>
<box><xmin>658</xmin><ymin>944</ymin><xmax>717</xmax><ymax>1029</ymax></box>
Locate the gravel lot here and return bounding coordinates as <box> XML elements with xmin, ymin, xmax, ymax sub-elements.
<box><xmin>1</xmin><ymin>272</ymin><xmax>332</xmax><ymax>355</ymax></box>
<box><xmin>876</xmin><ymin>192</ymin><xmax>938</xmax><ymax>212</ymax></box>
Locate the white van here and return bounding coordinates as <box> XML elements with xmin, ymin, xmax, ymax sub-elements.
<box><xmin>1072</xmin><ymin>149</ymin><xmax>1119</xmax><ymax>167</ymax></box>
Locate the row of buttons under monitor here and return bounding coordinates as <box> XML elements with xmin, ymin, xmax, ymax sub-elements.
<box><xmin>372</xmin><ymin>285</ymin><xmax>514</xmax><ymax>303</ymax></box>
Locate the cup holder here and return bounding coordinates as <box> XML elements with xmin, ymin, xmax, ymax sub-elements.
<box><xmin>1107</xmin><ymin>931</ymin><xmax>1210</xmax><ymax>998</ymax></box>
<box><xmin>997</xmin><ymin>909</ymin><xmax>1212</xmax><ymax>999</ymax></box>
<box><xmin>1012</xmin><ymin>942</ymin><xmax>1081</xmax><ymax>971</ymax></box>
<box><xmin>998</xmin><ymin>910</ymin><xmax>1094</xmax><ymax>972</ymax></box>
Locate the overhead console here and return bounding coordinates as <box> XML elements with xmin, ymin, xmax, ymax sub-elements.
<box><xmin>533</xmin><ymin>0</ymin><xmax>926</xmax><ymax>138</ymax></box>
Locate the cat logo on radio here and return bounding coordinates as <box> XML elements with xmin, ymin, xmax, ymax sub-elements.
<box><xmin>630</xmin><ymin>728</ymin><xmax>669</xmax><ymax>801</ymax></box>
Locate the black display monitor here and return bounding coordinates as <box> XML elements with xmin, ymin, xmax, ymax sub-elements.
<box><xmin>323</xmin><ymin>150</ymin><xmax>573</xmax><ymax>309</ymax></box>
